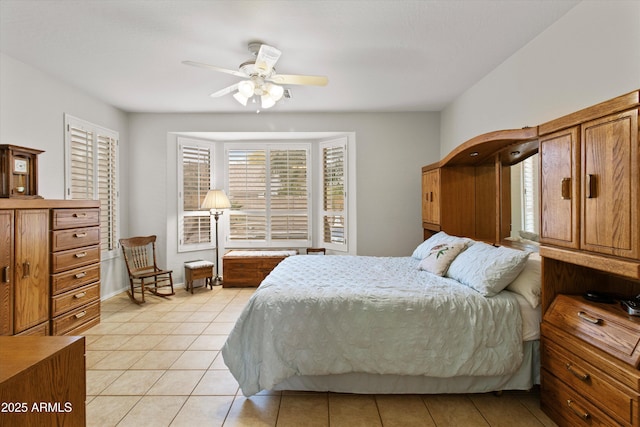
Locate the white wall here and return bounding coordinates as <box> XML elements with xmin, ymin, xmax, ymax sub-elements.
<box><xmin>0</xmin><ymin>53</ymin><xmax>130</xmax><ymax>299</ymax></box>
<box><xmin>128</xmin><ymin>112</ymin><xmax>440</xmax><ymax>283</ymax></box>
<box><xmin>440</xmin><ymin>0</ymin><xmax>640</xmax><ymax>155</ymax></box>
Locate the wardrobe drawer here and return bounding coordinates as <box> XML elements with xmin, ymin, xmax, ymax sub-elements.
<box><xmin>51</xmin><ymin>282</ymin><xmax>100</xmax><ymax>317</ymax></box>
<box><xmin>542</xmin><ymin>372</ymin><xmax>622</xmax><ymax>427</ymax></box>
<box><xmin>51</xmin><ymin>300</ymin><xmax>100</xmax><ymax>336</ymax></box>
<box><xmin>544</xmin><ymin>295</ymin><xmax>640</xmax><ymax>367</ymax></box>
<box><xmin>51</xmin><ymin>208</ymin><xmax>100</xmax><ymax>230</ymax></box>
<box><xmin>51</xmin><ymin>245</ymin><xmax>100</xmax><ymax>273</ymax></box>
<box><xmin>51</xmin><ymin>226</ymin><xmax>100</xmax><ymax>251</ymax></box>
<box><xmin>51</xmin><ymin>264</ymin><xmax>100</xmax><ymax>295</ymax></box>
<box><xmin>542</xmin><ymin>338</ymin><xmax>638</xmax><ymax>426</ymax></box>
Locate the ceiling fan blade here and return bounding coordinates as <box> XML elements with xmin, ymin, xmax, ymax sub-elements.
<box><xmin>182</xmin><ymin>61</ymin><xmax>246</xmax><ymax>78</ymax></box>
<box><xmin>210</xmin><ymin>83</ymin><xmax>240</xmax><ymax>98</ymax></box>
<box><xmin>269</xmin><ymin>74</ymin><xmax>329</xmax><ymax>86</ymax></box>
<box><xmin>255</xmin><ymin>44</ymin><xmax>281</xmax><ymax>74</ymax></box>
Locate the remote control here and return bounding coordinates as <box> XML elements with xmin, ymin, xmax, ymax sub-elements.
<box><xmin>621</xmin><ymin>299</ymin><xmax>640</xmax><ymax>316</ymax></box>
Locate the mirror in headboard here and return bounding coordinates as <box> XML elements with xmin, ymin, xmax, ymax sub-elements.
<box><xmin>510</xmin><ymin>152</ymin><xmax>539</xmax><ymax>243</ymax></box>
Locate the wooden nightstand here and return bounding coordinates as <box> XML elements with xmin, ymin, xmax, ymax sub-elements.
<box><xmin>541</xmin><ymin>294</ymin><xmax>640</xmax><ymax>426</ymax></box>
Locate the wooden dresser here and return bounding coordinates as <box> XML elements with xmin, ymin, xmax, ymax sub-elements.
<box><xmin>0</xmin><ymin>199</ymin><xmax>100</xmax><ymax>336</ymax></box>
<box><xmin>541</xmin><ymin>295</ymin><xmax>640</xmax><ymax>426</ymax></box>
<box><xmin>537</xmin><ymin>90</ymin><xmax>640</xmax><ymax>426</ymax></box>
<box><xmin>0</xmin><ymin>335</ymin><xmax>86</xmax><ymax>426</ymax></box>
<box><xmin>50</xmin><ymin>207</ymin><xmax>101</xmax><ymax>335</ymax></box>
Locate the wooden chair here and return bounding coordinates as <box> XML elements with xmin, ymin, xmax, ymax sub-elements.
<box><xmin>120</xmin><ymin>235</ymin><xmax>174</xmax><ymax>304</ymax></box>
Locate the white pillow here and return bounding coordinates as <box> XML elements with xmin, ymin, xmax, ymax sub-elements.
<box><xmin>446</xmin><ymin>242</ymin><xmax>530</xmax><ymax>297</ymax></box>
<box><xmin>417</xmin><ymin>242</ymin><xmax>466</xmax><ymax>276</ymax></box>
<box><xmin>506</xmin><ymin>252</ymin><xmax>541</xmax><ymax>308</ymax></box>
<box><xmin>411</xmin><ymin>231</ymin><xmax>474</xmax><ymax>260</ymax></box>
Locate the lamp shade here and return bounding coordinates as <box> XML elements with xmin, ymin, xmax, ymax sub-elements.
<box><xmin>201</xmin><ymin>189</ymin><xmax>231</xmax><ymax>211</ymax></box>
<box><xmin>233</xmin><ymin>91</ymin><xmax>249</xmax><ymax>106</ymax></box>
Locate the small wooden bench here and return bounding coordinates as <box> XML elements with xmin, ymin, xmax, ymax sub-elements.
<box><xmin>184</xmin><ymin>260</ymin><xmax>215</xmax><ymax>293</ymax></box>
<box><xmin>222</xmin><ymin>250</ymin><xmax>298</xmax><ymax>288</ymax></box>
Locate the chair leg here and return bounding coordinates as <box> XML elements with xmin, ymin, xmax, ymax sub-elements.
<box><xmin>127</xmin><ymin>278</ymin><xmax>145</xmax><ymax>304</ymax></box>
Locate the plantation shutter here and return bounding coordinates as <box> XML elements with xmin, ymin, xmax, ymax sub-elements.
<box><xmin>97</xmin><ymin>134</ymin><xmax>118</xmax><ymax>251</ymax></box>
<box><xmin>69</xmin><ymin>125</ymin><xmax>94</xmax><ymax>200</ymax></box>
<box><xmin>321</xmin><ymin>141</ymin><xmax>346</xmax><ymax>249</ymax></box>
<box><xmin>522</xmin><ymin>154</ymin><xmax>539</xmax><ymax>233</ymax></box>
<box><xmin>227</xmin><ymin>145</ymin><xmax>310</xmax><ymax>245</ymax></box>
<box><xmin>65</xmin><ymin>114</ymin><xmax>119</xmax><ymax>255</ymax></box>
<box><xmin>178</xmin><ymin>139</ymin><xmax>214</xmax><ymax>251</ymax></box>
<box><xmin>227</xmin><ymin>149</ymin><xmax>267</xmax><ymax>241</ymax></box>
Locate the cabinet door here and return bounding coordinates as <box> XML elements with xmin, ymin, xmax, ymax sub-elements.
<box><xmin>581</xmin><ymin>109</ymin><xmax>638</xmax><ymax>259</ymax></box>
<box><xmin>14</xmin><ymin>209</ymin><xmax>49</xmax><ymax>333</ymax></box>
<box><xmin>422</xmin><ymin>169</ymin><xmax>440</xmax><ymax>225</ymax></box>
<box><xmin>0</xmin><ymin>210</ymin><xmax>13</xmax><ymax>336</ymax></box>
<box><xmin>539</xmin><ymin>127</ymin><xmax>580</xmax><ymax>249</ymax></box>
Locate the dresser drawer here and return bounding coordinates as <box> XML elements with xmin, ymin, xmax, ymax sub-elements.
<box><xmin>51</xmin><ymin>226</ymin><xmax>100</xmax><ymax>251</ymax></box>
<box><xmin>51</xmin><ymin>208</ymin><xmax>100</xmax><ymax>230</ymax></box>
<box><xmin>544</xmin><ymin>295</ymin><xmax>640</xmax><ymax>367</ymax></box>
<box><xmin>51</xmin><ymin>300</ymin><xmax>100</xmax><ymax>335</ymax></box>
<box><xmin>51</xmin><ymin>263</ymin><xmax>100</xmax><ymax>295</ymax></box>
<box><xmin>542</xmin><ymin>372</ymin><xmax>622</xmax><ymax>427</ymax></box>
<box><xmin>542</xmin><ymin>338</ymin><xmax>639</xmax><ymax>426</ymax></box>
<box><xmin>51</xmin><ymin>245</ymin><xmax>100</xmax><ymax>273</ymax></box>
<box><xmin>51</xmin><ymin>282</ymin><xmax>100</xmax><ymax>317</ymax></box>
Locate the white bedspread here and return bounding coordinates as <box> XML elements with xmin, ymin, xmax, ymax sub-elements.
<box><xmin>222</xmin><ymin>255</ymin><xmax>524</xmax><ymax>396</ymax></box>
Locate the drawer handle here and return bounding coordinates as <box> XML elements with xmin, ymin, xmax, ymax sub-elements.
<box><xmin>74</xmin><ymin>311</ymin><xmax>87</xmax><ymax>319</ymax></box>
<box><xmin>566</xmin><ymin>363</ymin><xmax>590</xmax><ymax>381</ymax></box>
<box><xmin>74</xmin><ymin>272</ymin><xmax>87</xmax><ymax>279</ymax></box>
<box><xmin>561</xmin><ymin>177</ymin><xmax>571</xmax><ymax>200</ymax></box>
<box><xmin>586</xmin><ymin>174</ymin><xmax>597</xmax><ymax>199</ymax></box>
<box><xmin>74</xmin><ymin>292</ymin><xmax>86</xmax><ymax>299</ymax></box>
<box><xmin>73</xmin><ymin>212</ymin><xmax>88</xmax><ymax>218</ymax></box>
<box><xmin>22</xmin><ymin>261</ymin><xmax>30</xmax><ymax>278</ymax></box>
<box><xmin>2</xmin><ymin>266</ymin><xmax>9</xmax><ymax>283</ymax></box>
<box><xmin>567</xmin><ymin>400</ymin><xmax>590</xmax><ymax>420</ymax></box>
<box><xmin>75</xmin><ymin>252</ymin><xmax>87</xmax><ymax>258</ymax></box>
<box><xmin>577</xmin><ymin>311</ymin><xmax>602</xmax><ymax>325</ymax></box>
<box><xmin>74</xmin><ymin>232</ymin><xmax>88</xmax><ymax>238</ymax></box>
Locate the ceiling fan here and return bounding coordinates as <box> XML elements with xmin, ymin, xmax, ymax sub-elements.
<box><xmin>183</xmin><ymin>41</ymin><xmax>329</xmax><ymax>109</ymax></box>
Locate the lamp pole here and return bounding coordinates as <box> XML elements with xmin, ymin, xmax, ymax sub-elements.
<box><xmin>213</xmin><ymin>210</ymin><xmax>223</xmax><ymax>286</ymax></box>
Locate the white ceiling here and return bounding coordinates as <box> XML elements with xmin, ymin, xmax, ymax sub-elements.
<box><xmin>0</xmin><ymin>0</ymin><xmax>579</xmax><ymax>114</ymax></box>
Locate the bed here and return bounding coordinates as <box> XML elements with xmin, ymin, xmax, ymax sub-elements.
<box><xmin>222</xmin><ymin>232</ymin><xmax>542</xmax><ymax>397</ymax></box>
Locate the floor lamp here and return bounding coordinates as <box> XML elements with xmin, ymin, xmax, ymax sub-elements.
<box><xmin>201</xmin><ymin>189</ymin><xmax>231</xmax><ymax>286</ymax></box>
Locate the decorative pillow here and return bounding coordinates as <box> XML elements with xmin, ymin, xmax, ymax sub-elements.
<box><xmin>446</xmin><ymin>242</ymin><xmax>530</xmax><ymax>297</ymax></box>
<box><xmin>411</xmin><ymin>231</ymin><xmax>474</xmax><ymax>260</ymax></box>
<box><xmin>506</xmin><ymin>252</ymin><xmax>541</xmax><ymax>308</ymax></box>
<box><xmin>417</xmin><ymin>242</ymin><xmax>466</xmax><ymax>276</ymax></box>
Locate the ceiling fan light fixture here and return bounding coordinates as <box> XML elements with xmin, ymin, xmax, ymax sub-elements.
<box><xmin>261</xmin><ymin>94</ymin><xmax>276</xmax><ymax>109</ymax></box>
<box><xmin>233</xmin><ymin>91</ymin><xmax>249</xmax><ymax>106</ymax></box>
<box><xmin>266</xmin><ymin>83</ymin><xmax>284</xmax><ymax>102</ymax></box>
<box><xmin>238</xmin><ymin>80</ymin><xmax>255</xmax><ymax>98</ymax></box>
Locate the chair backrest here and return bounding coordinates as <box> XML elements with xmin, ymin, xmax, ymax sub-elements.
<box><xmin>120</xmin><ymin>235</ymin><xmax>159</xmax><ymax>275</ymax></box>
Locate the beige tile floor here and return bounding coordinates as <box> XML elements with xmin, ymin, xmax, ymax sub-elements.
<box><xmin>84</xmin><ymin>285</ymin><xmax>558</xmax><ymax>427</ymax></box>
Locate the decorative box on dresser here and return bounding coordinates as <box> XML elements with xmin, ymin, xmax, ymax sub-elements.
<box><xmin>538</xmin><ymin>90</ymin><xmax>640</xmax><ymax>426</ymax></box>
<box><xmin>0</xmin><ymin>199</ymin><xmax>100</xmax><ymax>336</ymax></box>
